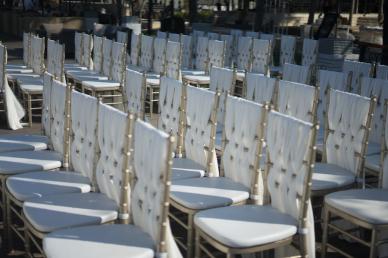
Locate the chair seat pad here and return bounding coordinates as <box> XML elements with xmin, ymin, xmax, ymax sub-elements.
<box><xmin>7</xmin><ymin>73</ymin><xmax>40</xmax><ymax>81</ymax></box>
<box><xmin>172</xmin><ymin>158</ymin><xmax>205</xmax><ymax>181</ymax></box>
<box><xmin>43</xmin><ymin>224</ymin><xmax>155</xmax><ymax>258</ymax></box>
<box><xmin>146</xmin><ymin>77</ymin><xmax>160</xmax><ymax>86</ymax></box>
<box><xmin>7</xmin><ymin>171</ymin><xmax>91</xmax><ymax>201</ymax></box>
<box><xmin>19</xmin><ymin>83</ymin><xmax>43</xmax><ymax>93</ymax></box>
<box><xmin>64</xmin><ymin>63</ymin><xmax>88</xmax><ymax>71</ymax></box>
<box><xmin>127</xmin><ymin>64</ymin><xmax>147</xmax><ymax>73</ymax></box>
<box><xmin>0</xmin><ymin>150</ymin><xmax>62</xmax><ymax>175</ymax></box>
<box><xmin>366</xmin><ymin>142</ymin><xmax>381</xmax><ymax>156</ymax></box>
<box><xmin>181</xmin><ymin>69</ymin><xmax>206</xmax><ymax>76</ymax></box>
<box><xmin>23</xmin><ymin>192</ymin><xmax>118</xmax><ymax>233</ymax></box>
<box><xmin>194</xmin><ymin>205</ymin><xmax>297</xmax><ymax>248</ymax></box>
<box><xmin>171</xmin><ymin>177</ymin><xmax>249</xmax><ymax>210</ymax></box>
<box><xmin>82</xmin><ymin>79</ymin><xmax>120</xmax><ymax>90</ymax></box>
<box><xmin>365</xmin><ymin>154</ymin><xmax>380</xmax><ymax>172</ymax></box>
<box><xmin>67</xmin><ymin>70</ymin><xmax>108</xmax><ymax>82</ymax></box>
<box><xmin>325</xmin><ymin>189</ymin><xmax>388</xmax><ymax>225</ymax></box>
<box><xmin>6</xmin><ymin>64</ymin><xmax>28</xmax><ymax>69</ymax></box>
<box><xmin>0</xmin><ymin>134</ymin><xmax>48</xmax><ymax>153</ymax></box>
<box><xmin>312</xmin><ymin>163</ymin><xmax>355</xmax><ymax>192</ymax></box>
<box><xmin>236</xmin><ymin>71</ymin><xmax>245</xmax><ymax>81</ymax></box>
<box><xmin>6</xmin><ymin>67</ymin><xmax>34</xmax><ymax>74</ymax></box>
<box><xmin>183</xmin><ymin>74</ymin><xmax>210</xmax><ymax>85</ymax></box>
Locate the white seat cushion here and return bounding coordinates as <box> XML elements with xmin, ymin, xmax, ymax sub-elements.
<box><xmin>312</xmin><ymin>163</ymin><xmax>356</xmax><ymax>192</ymax></box>
<box><xmin>82</xmin><ymin>79</ymin><xmax>120</xmax><ymax>90</ymax></box>
<box><xmin>43</xmin><ymin>224</ymin><xmax>155</xmax><ymax>258</ymax></box>
<box><xmin>67</xmin><ymin>70</ymin><xmax>109</xmax><ymax>82</ymax></box>
<box><xmin>236</xmin><ymin>71</ymin><xmax>245</xmax><ymax>81</ymax></box>
<box><xmin>146</xmin><ymin>74</ymin><xmax>160</xmax><ymax>86</ymax></box>
<box><xmin>6</xmin><ymin>67</ymin><xmax>34</xmax><ymax>74</ymax></box>
<box><xmin>366</xmin><ymin>142</ymin><xmax>381</xmax><ymax>156</ymax></box>
<box><xmin>7</xmin><ymin>73</ymin><xmax>40</xmax><ymax>81</ymax></box>
<box><xmin>20</xmin><ymin>83</ymin><xmax>43</xmax><ymax>93</ymax></box>
<box><xmin>325</xmin><ymin>189</ymin><xmax>388</xmax><ymax>224</ymax></box>
<box><xmin>0</xmin><ymin>134</ymin><xmax>48</xmax><ymax>153</ymax></box>
<box><xmin>194</xmin><ymin>205</ymin><xmax>297</xmax><ymax>248</ymax></box>
<box><xmin>171</xmin><ymin>177</ymin><xmax>249</xmax><ymax>210</ymax></box>
<box><xmin>183</xmin><ymin>75</ymin><xmax>210</xmax><ymax>85</ymax></box>
<box><xmin>64</xmin><ymin>63</ymin><xmax>88</xmax><ymax>71</ymax></box>
<box><xmin>172</xmin><ymin>158</ymin><xmax>205</xmax><ymax>181</ymax></box>
<box><xmin>7</xmin><ymin>171</ymin><xmax>91</xmax><ymax>201</ymax></box>
<box><xmin>6</xmin><ymin>64</ymin><xmax>28</xmax><ymax>69</ymax></box>
<box><xmin>23</xmin><ymin>192</ymin><xmax>118</xmax><ymax>233</ymax></box>
<box><xmin>365</xmin><ymin>154</ymin><xmax>380</xmax><ymax>172</ymax></box>
<box><xmin>181</xmin><ymin>69</ymin><xmax>206</xmax><ymax>76</ymax></box>
<box><xmin>0</xmin><ymin>150</ymin><xmax>62</xmax><ymax>175</ymax></box>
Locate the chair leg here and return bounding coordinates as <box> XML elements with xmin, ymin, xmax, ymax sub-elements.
<box><xmin>6</xmin><ymin>194</ymin><xmax>13</xmax><ymax>253</ymax></box>
<box><xmin>149</xmin><ymin>87</ymin><xmax>154</xmax><ymax>122</ymax></box>
<box><xmin>321</xmin><ymin>205</ymin><xmax>329</xmax><ymax>258</ymax></box>
<box><xmin>369</xmin><ymin>229</ymin><xmax>377</xmax><ymax>258</ymax></box>
<box><xmin>24</xmin><ymin>226</ymin><xmax>32</xmax><ymax>258</ymax></box>
<box><xmin>27</xmin><ymin>94</ymin><xmax>32</xmax><ymax>127</ymax></box>
<box><xmin>187</xmin><ymin>213</ymin><xmax>194</xmax><ymax>258</ymax></box>
<box><xmin>194</xmin><ymin>230</ymin><xmax>201</xmax><ymax>258</ymax></box>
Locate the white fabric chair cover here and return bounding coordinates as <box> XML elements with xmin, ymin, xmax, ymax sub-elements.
<box><xmin>208</xmin><ymin>40</ymin><xmax>225</xmax><ymax>72</ymax></box>
<box><xmin>74</xmin><ymin>32</ymin><xmax>83</xmax><ymax>65</ymax></box>
<box><xmin>111</xmin><ymin>42</ymin><xmax>126</xmax><ymax>83</ymax></box>
<box><xmin>50</xmin><ymin>79</ymin><xmax>68</xmax><ymax>155</ymax></box>
<box><xmin>31</xmin><ymin>35</ymin><xmax>45</xmax><ymax>74</ymax></box>
<box><xmin>95</xmin><ymin>103</ymin><xmax>129</xmax><ymax>205</ymax></box>
<box><xmin>207</xmin><ymin>32</ymin><xmax>219</xmax><ymax>40</ymax></box>
<box><xmin>245</xmin><ymin>31</ymin><xmax>260</xmax><ymax>38</ymax></box>
<box><xmin>48</xmin><ymin>41</ymin><xmax>64</xmax><ymax>81</ymax></box>
<box><xmin>185</xmin><ymin>86</ymin><xmax>219</xmax><ymax>177</ymax></box>
<box><xmin>236</xmin><ymin>36</ymin><xmax>253</xmax><ymax>71</ymax></box>
<box><xmin>376</xmin><ymin>64</ymin><xmax>388</xmax><ymax>80</ymax></box>
<box><xmin>125</xmin><ymin>69</ymin><xmax>145</xmax><ymax>117</ymax></box>
<box><xmin>158</xmin><ymin>76</ymin><xmax>182</xmax><ymax>152</ymax></box>
<box><xmin>47</xmin><ymin>39</ymin><xmax>56</xmax><ymax>76</ymax></box>
<box><xmin>166</xmin><ymin>41</ymin><xmax>181</xmax><ymax>80</ymax></box>
<box><xmin>260</xmin><ymin>33</ymin><xmax>274</xmax><ymax>42</ymax></box>
<box><xmin>181</xmin><ymin>35</ymin><xmax>192</xmax><ymax>69</ymax></box>
<box><xmin>102</xmin><ymin>38</ymin><xmax>113</xmax><ymax>77</ymax></box>
<box><xmin>194</xmin><ymin>37</ymin><xmax>209</xmax><ymax>71</ymax></box>
<box><xmin>282</xmin><ymin>63</ymin><xmax>311</xmax><ymax>85</ymax></box>
<box><xmin>157</xmin><ymin>30</ymin><xmax>168</xmax><ymax>39</ymax></box>
<box><xmin>279</xmin><ymin>35</ymin><xmax>296</xmax><ymax>67</ymax></box>
<box><xmin>82</xmin><ymin>33</ymin><xmax>93</xmax><ymax>70</ymax></box>
<box><xmin>245</xmin><ymin>72</ymin><xmax>276</xmax><ymax>105</ymax></box>
<box><xmin>140</xmin><ymin>35</ymin><xmax>154</xmax><ymax>71</ymax></box>
<box><xmin>169</xmin><ymin>33</ymin><xmax>180</xmax><ymax>43</ymax></box>
<box><xmin>266</xmin><ymin>111</ymin><xmax>315</xmax><ymax>258</ymax></box>
<box><xmin>42</xmin><ymin>72</ymin><xmax>53</xmax><ymax>135</ymax></box>
<box><xmin>116</xmin><ymin>31</ymin><xmax>128</xmax><ymax>44</ymax></box>
<box><xmin>301</xmin><ymin>38</ymin><xmax>318</xmax><ymax>68</ymax></box>
<box><xmin>133</xmin><ymin>120</ymin><xmax>182</xmax><ymax>258</ymax></box>
<box><xmin>93</xmin><ymin>35</ymin><xmax>104</xmax><ymax>73</ymax></box>
<box><xmin>70</xmin><ymin>91</ymin><xmax>98</xmax><ymax>181</ymax></box>
<box><xmin>56</xmin><ymin>43</ymin><xmax>65</xmax><ymax>82</ymax></box>
<box><xmin>152</xmin><ymin>37</ymin><xmax>167</xmax><ymax>75</ymax></box>
<box><xmin>23</xmin><ymin>32</ymin><xmax>31</xmax><ymax>66</ymax></box>
<box><xmin>208</xmin><ymin>67</ymin><xmax>234</xmax><ymax>124</ymax></box>
<box><xmin>251</xmin><ymin>39</ymin><xmax>271</xmax><ymax>75</ymax></box>
<box><xmin>326</xmin><ymin>90</ymin><xmax>371</xmax><ymax>174</ymax></box>
<box><xmin>230</xmin><ymin>29</ymin><xmax>244</xmax><ymax>63</ymax></box>
<box><xmin>277</xmin><ymin>80</ymin><xmax>316</xmax><ymax>123</ymax></box>
<box><xmin>220</xmin><ymin>34</ymin><xmax>233</xmax><ymax>68</ymax></box>
<box><xmin>192</xmin><ymin>30</ymin><xmax>205</xmax><ymax>55</ymax></box>
<box><xmin>342</xmin><ymin>60</ymin><xmax>372</xmax><ymax>93</ymax></box>
<box><xmin>130</xmin><ymin>32</ymin><xmax>141</xmax><ymax>66</ymax></box>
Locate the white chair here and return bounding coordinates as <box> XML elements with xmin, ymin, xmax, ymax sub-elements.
<box><xmin>43</xmin><ymin>120</ymin><xmax>182</xmax><ymax>258</ymax></box>
<box><xmin>170</xmin><ymin>95</ymin><xmax>267</xmax><ymax>258</ymax></box>
<box><xmin>260</xmin><ymin>33</ymin><xmax>275</xmax><ymax>66</ymax></box>
<box><xmin>282</xmin><ymin>63</ymin><xmax>312</xmax><ymax>85</ymax></box>
<box><xmin>342</xmin><ymin>60</ymin><xmax>372</xmax><ymax>93</ymax></box>
<box><xmin>272</xmin><ymin>35</ymin><xmax>296</xmax><ymax>74</ymax></box>
<box><xmin>220</xmin><ymin>34</ymin><xmax>234</xmax><ymax>68</ymax></box>
<box><xmin>145</xmin><ymin>36</ymin><xmax>167</xmax><ymax>85</ymax></box>
<box><xmin>129</xmin><ymin>32</ymin><xmax>141</xmax><ymax>66</ymax></box>
<box><xmin>245</xmin><ymin>31</ymin><xmax>260</xmax><ymax>38</ymax></box>
<box><xmin>301</xmin><ymin>38</ymin><xmax>318</xmax><ymax>69</ymax></box>
<box><xmin>6</xmin><ymin>32</ymin><xmax>33</xmax><ymax>74</ymax></box>
<box><xmin>376</xmin><ymin>64</ymin><xmax>388</xmax><ymax>80</ymax></box>
<box><xmin>191</xmin><ymin>30</ymin><xmax>205</xmax><ymax>57</ymax></box>
<box><xmin>165</xmin><ymin>40</ymin><xmax>182</xmax><ymax>80</ymax></box>
<box><xmin>321</xmin><ymin>100</ymin><xmax>388</xmax><ymax>258</ymax></box>
<box><xmin>157</xmin><ymin>30</ymin><xmax>168</xmax><ymax>39</ymax></box>
<box><xmin>169</xmin><ymin>32</ymin><xmax>180</xmax><ymax>43</ymax></box>
<box><xmin>182</xmin><ymin>36</ymin><xmax>208</xmax><ymax>78</ymax></box>
<box><xmin>230</xmin><ymin>29</ymin><xmax>244</xmax><ymax>64</ymax></box>
<box><xmin>245</xmin><ymin>72</ymin><xmax>277</xmax><ymax>105</ymax></box>
<box><xmin>181</xmin><ymin>35</ymin><xmax>193</xmax><ymax>69</ymax></box>
<box><xmin>251</xmin><ymin>38</ymin><xmax>271</xmax><ymax>76</ymax></box>
<box><xmin>123</xmin><ymin>68</ymin><xmax>146</xmax><ymax>120</ymax></box>
<box><xmin>235</xmin><ymin>36</ymin><xmax>253</xmax><ymax>81</ymax></box>
<box><xmin>312</xmin><ymin>89</ymin><xmax>375</xmax><ymax>196</ymax></box>
<box><xmin>207</xmin><ymin>32</ymin><xmax>219</xmax><ymax>40</ymax></box>
<box><xmin>47</xmin><ymin>40</ymin><xmax>65</xmax><ymax>82</ymax></box>
<box><xmin>63</xmin><ymin>32</ymin><xmax>88</xmax><ymax>72</ymax></box>
<box><xmin>194</xmin><ymin>110</ymin><xmax>317</xmax><ymax>258</ymax></box>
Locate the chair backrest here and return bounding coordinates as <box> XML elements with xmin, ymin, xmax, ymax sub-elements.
<box><xmin>192</xmin><ymin>30</ymin><xmax>205</xmax><ymax>53</ymax></box>
<box><xmin>279</xmin><ymin>35</ymin><xmax>296</xmax><ymax>67</ymax></box>
<box><xmin>130</xmin><ymin>32</ymin><xmax>141</xmax><ymax>66</ymax></box>
<box><xmin>245</xmin><ymin>31</ymin><xmax>260</xmax><ymax>38</ymax></box>
<box><xmin>31</xmin><ymin>35</ymin><xmax>45</xmax><ymax>74</ymax></box>
<box><xmin>251</xmin><ymin>39</ymin><xmax>271</xmax><ymax>75</ymax></box>
<box><xmin>220</xmin><ymin>34</ymin><xmax>233</xmax><ymax>67</ymax></box>
<box><xmin>359</xmin><ymin>77</ymin><xmax>388</xmax><ymax>144</ymax></box>
<box><xmin>23</xmin><ymin>32</ymin><xmax>31</xmax><ymax>66</ymax></box>
<box><xmin>158</xmin><ymin>76</ymin><xmax>183</xmax><ymax>154</ymax></box>
<box><xmin>116</xmin><ymin>31</ymin><xmax>128</xmax><ymax>44</ymax></box>
<box><xmin>181</xmin><ymin>35</ymin><xmax>192</xmax><ymax>69</ymax></box>
<box><xmin>302</xmin><ymin>38</ymin><xmax>318</xmax><ymax>68</ymax></box>
<box><xmin>231</xmin><ymin>29</ymin><xmax>244</xmax><ymax>64</ymax></box>
<box><xmin>124</xmin><ymin>69</ymin><xmax>146</xmax><ymax>119</ymax></box>
<box><xmin>381</xmin><ymin>102</ymin><xmax>388</xmax><ymax>188</ymax></box>
<box><xmin>324</xmin><ymin>89</ymin><xmax>374</xmax><ymax>175</ymax></box>
<box><xmin>283</xmin><ymin>63</ymin><xmax>311</xmax><ymax>85</ymax></box>
<box><xmin>208</xmin><ymin>32</ymin><xmax>219</xmax><ymax>40</ymax></box>
<box><xmin>209</xmin><ymin>67</ymin><xmax>235</xmax><ymax>124</ymax></box>
<box><xmin>317</xmin><ymin>69</ymin><xmax>347</xmax><ymax>123</ymax></box>
<box><xmin>70</xmin><ymin>91</ymin><xmax>98</xmax><ymax>184</ymax></box>
<box><xmin>132</xmin><ymin>119</ymin><xmax>179</xmax><ymax>257</ymax></box>
<box><xmin>236</xmin><ymin>36</ymin><xmax>253</xmax><ymax>71</ymax></box>
<box><xmin>153</xmin><ymin>37</ymin><xmax>167</xmax><ymax>74</ymax></box>
<box><xmin>93</xmin><ymin>35</ymin><xmax>104</xmax><ymax>73</ymax></box>
<box><xmin>166</xmin><ymin>41</ymin><xmax>181</xmax><ymax>80</ymax></box>
<box><xmin>376</xmin><ymin>64</ymin><xmax>388</xmax><ymax>80</ymax></box>
<box><xmin>266</xmin><ymin>110</ymin><xmax>315</xmax><ymax>227</ymax></box>
<box><xmin>245</xmin><ymin>72</ymin><xmax>276</xmax><ymax>105</ymax></box>
<box><xmin>185</xmin><ymin>86</ymin><xmax>220</xmax><ymax>177</ymax></box>
<box><xmin>82</xmin><ymin>33</ymin><xmax>93</xmax><ymax>70</ymax></box>
<box><xmin>74</xmin><ymin>32</ymin><xmax>83</xmax><ymax>65</ymax></box>
<box><xmin>260</xmin><ymin>33</ymin><xmax>274</xmax><ymax>42</ymax></box>
<box><xmin>221</xmin><ymin>96</ymin><xmax>266</xmax><ymax>199</ymax></box>
<box><xmin>277</xmin><ymin>80</ymin><xmax>318</xmax><ymax>123</ymax></box>
<box><xmin>169</xmin><ymin>33</ymin><xmax>180</xmax><ymax>43</ymax></box>
<box><xmin>111</xmin><ymin>42</ymin><xmax>126</xmax><ymax>83</ymax></box>
<box><xmin>342</xmin><ymin>60</ymin><xmax>372</xmax><ymax>93</ymax></box>
<box><xmin>157</xmin><ymin>30</ymin><xmax>168</xmax><ymax>39</ymax></box>
<box><xmin>102</xmin><ymin>38</ymin><xmax>113</xmax><ymax>77</ymax></box>
<box><xmin>47</xmin><ymin>39</ymin><xmax>56</xmax><ymax>76</ymax></box>
<box><xmin>42</xmin><ymin>72</ymin><xmax>53</xmax><ymax>136</ymax></box>
<box><xmin>195</xmin><ymin>36</ymin><xmax>209</xmax><ymax>71</ymax></box>
<box><xmin>208</xmin><ymin>40</ymin><xmax>225</xmax><ymax>72</ymax></box>
<box><xmin>140</xmin><ymin>34</ymin><xmax>154</xmax><ymax>71</ymax></box>
<box><xmin>55</xmin><ymin>43</ymin><xmax>65</xmax><ymax>82</ymax></box>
